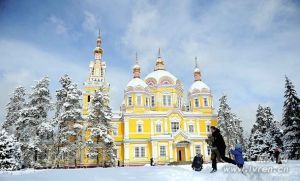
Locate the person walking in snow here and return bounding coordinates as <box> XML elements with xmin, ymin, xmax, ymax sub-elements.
<box><xmin>230</xmin><ymin>144</ymin><xmax>244</xmax><ymax>169</ymax></box>
<box><xmin>205</xmin><ymin>133</ymin><xmax>221</xmax><ymax>163</ymax></box>
<box><xmin>273</xmin><ymin>147</ymin><xmax>282</xmax><ymax>164</ymax></box>
<box><xmin>192</xmin><ymin>153</ymin><xmax>203</xmax><ymax>171</ymax></box>
<box><xmin>210</xmin><ymin>126</ymin><xmax>236</xmax><ymax>173</ymax></box>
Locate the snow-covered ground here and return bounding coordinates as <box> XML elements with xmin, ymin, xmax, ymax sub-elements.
<box><xmin>1</xmin><ymin>161</ymin><xmax>299</xmax><ymax>181</ymax></box>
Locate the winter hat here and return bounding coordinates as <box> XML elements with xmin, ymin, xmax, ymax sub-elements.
<box><xmin>235</xmin><ymin>144</ymin><xmax>242</xmax><ymax>149</ymax></box>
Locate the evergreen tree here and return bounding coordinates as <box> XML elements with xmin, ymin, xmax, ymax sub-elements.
<box><xmin>2</xmin><ymin>86</ymin><xmax>26</xmax><ymax>134</ymax></box>
<box><xmin>248</xmin><ymin>105</ymin><xmax>281</xmax><ymax>160</ymax></box>
<box><xmin>52</xmin><ymin>74</ymin><xmax>72</xmax><ymax>167</ymax></box>
<box><xmin>218</xmin><ymin>95</ymin><xmax>244</xmax><ymax>154</ymax></box>
<box><xmin>282</xmin><ymin>76</ymin><xmax>300</xmax><ymax>159</ymax></box>
<box><xmin>17</xmin><ymin>77</ymin><xmax>52</xmax><ymax>168</ymax></box>
<box><xmin>87</xmin><ymin>89</ymin><xmax>116</xmax><ymax>167</ymax></box>
<box><xmin>0</xmin><ymin>129</ymin><xmax>21</xmax><ymax>171</ymax></box>
<box><xmin>58</xmin><ymin>81</ymin><xmax>83</xmax><ymax>167</ymax></box>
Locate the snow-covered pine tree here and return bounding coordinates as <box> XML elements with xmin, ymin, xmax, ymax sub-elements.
<box><xmin>282</xmin><ymin>76</ymin><xmax>300</xmax><ymax>160</ymax></box>
<box><xmin>58</xmin><ymin>82</ymin><xmax>83</xmax><ymax>167</ymax></box>
<box><xmin>248</xmin><ymin>105</ymin><xmax>280</xmax><ymax>161</ymax></box>
<box><xmin>264</xmin><ymin>107</ymin><xmax>282</xmax><ymax>149</ymax></box>
<box><xmin>2</xmin><ymin>86</ymin><xmax>26</xmax><ymax>134</ymax></box>
<box><xmin>217</xmin><ymin>95</ymin><xmax>244</xmax><ymax>154</ymax></box>
<box><xmin>87</xmin><ymin>89</ymin><xmax>116</xmax><ymax>167</ymax></box>
<box><xmin>0</xmin><ymin>129</ymin><xmax>21</xmax><ymax>171</ymax></box>
<box><xmin>51</xmin><ymin>74</ymin><xmax>72</xmax><ymax>167</ymax></box>
<box><xmin>17</xmin><ymin>77</ymin><xmax>52</xmax><ymax>168</ymax></box>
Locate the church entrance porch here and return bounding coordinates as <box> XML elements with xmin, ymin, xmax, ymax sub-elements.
<box><xmin>175</xmin><ymin>141</ymin><xmax>190</xmax><ymax>162</ymax></box>
<box><xmin>177</xmin><ymin>147</ymin><xmax>185</xmax><ymax>161</ymax></box>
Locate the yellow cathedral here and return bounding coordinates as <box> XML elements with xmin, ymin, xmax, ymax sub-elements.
<box><xmin>80</xmin><ymin>33</ymin><xmax>217</xmax><ymax>166</ymax></box>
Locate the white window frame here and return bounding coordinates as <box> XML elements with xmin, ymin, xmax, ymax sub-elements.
<box><xmin>151</xmin><ymin>95</ymin><xmax>155</xmax><ymax>107</ymax></box>
<box><xmin>195</xmin><ymin>145</ymin><xmax>201</xmax><ymax>155</ymax></box>
<box><xmin>134</xmin><ymin>145</ymin><xmax>146</xmax><ymax>158</ymax></box>
<box><xmin>206</xmin><ymin>124</ymin><xmax>211</xmax><ymax>132</ymax></box>
<box><xmin>207</xmin><ymin>146</ymin><xmax>211</xmax><ymax>155</ymax></box>
<box><xmin>194</xmin><ymin>98</ymin><xmax>199</xmax><ymax>108</ymax></box>
<box><xmin>203</xmin><ymin>97</ymin><xmax>209</xmax><ymax>107</ymax></box>
<box><xmin>137</xmin><ymin>120</ymin><xmax>143</xmax><ymax>133</ymax></box>
<box><xmin>162</xmin><ymin>94</ymin><xmax>171</xmax><ymax>106</ymax></box>
<box><xmin>136</xmin><ymin>95</ymin><xmax>142</xmax><ymax>106</ymax></box>
<box><xmin>159</xmin><ymin>145</ymin><xmax>166</xmax><ymax>157</ymax></box>
<box><xmin>113</xmin><ymin>126</ymin><xmax>118</xmax><ymax>136</ymax></box>
<box><xmin>156</xmin><ymin>122</ymin><xmax>162</xmax><ymax>133</ymax></box>
<box><xmin>128</xmin><ymin>96</ymin><xmax>132</xmax><ymax>106</ymax></box>
<box><xmin>145</xmin><ymin>97</ymin><xmax>149</xmax><ymax>107</ymax></box>
<box><xmin>171</xmin><ymin>121</ymin><xmax>179</xmax><ymax>133</ymax></box>
<box><xmin>188</xmin><ymin>124</ymin><xmax>194</xmax><ymax>133</ymax></box>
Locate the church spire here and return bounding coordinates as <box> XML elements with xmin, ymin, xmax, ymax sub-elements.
<box><xmin>155</xmin><ymin>48</ymin><xmax>165</xmax><ymax>71</ymax></box>
<box><xmin>94</xmin><ymin>29</ymin><xmax>104</xmax><ymax>60</ymax></box>
<box><xmin>133</xmin><ymin>52</ymin><xmax>141</xmax><ymax>78</ymax></box>
<box><xmin>96</xmin><ymin>29</ymin><xmax>102</xmax><ymax>47</ymax></box>
<box><xmin>194</xmin><ymin>57</ymin><xmax>201</xmax><ymax>81</ymax></box>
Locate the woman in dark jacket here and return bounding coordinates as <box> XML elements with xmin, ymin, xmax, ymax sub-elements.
<box><xmin>210</xmin><ymin>126</ymin><xmax>236</xmax><ymax>173</ymax></box>
<box><xmin>192</xmin><ymin>153</ymin><xmax>203</xmax><ymax>171</ymax></box>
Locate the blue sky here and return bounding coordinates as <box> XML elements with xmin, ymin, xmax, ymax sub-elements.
<box><xmin>0</xmin><ymin>0</ymin><xmax>300</xmax><ymax>134</ymax></box>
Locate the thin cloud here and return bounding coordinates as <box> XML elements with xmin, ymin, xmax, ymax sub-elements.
<box><xmin>48</xmin><ymin>15</ymin><xmax>67</xmax><ymax>34</ymax></box>
<box><xmin>82</xmin><ymin>11</ymin><xmax>98</xmax><ymax>33</ymax></box>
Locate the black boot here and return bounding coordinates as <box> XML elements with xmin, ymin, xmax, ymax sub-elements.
<box><xmin>210</xmin><ymin>169</ymin><xmax>217</xmax><ymax>173</ymax></box>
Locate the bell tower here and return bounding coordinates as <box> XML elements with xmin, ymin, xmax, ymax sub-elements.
<box><xmin>82</xmin><ymin>30</ymin><xmax>110</xmax><ymax>116</ymax></box>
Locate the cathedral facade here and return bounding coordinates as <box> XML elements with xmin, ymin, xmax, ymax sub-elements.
<box><xmin>81</xmin><ymin>33</ymin><xmax>217</xmax><ymax>166</ymax></box>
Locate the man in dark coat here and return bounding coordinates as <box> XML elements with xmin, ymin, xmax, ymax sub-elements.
<box><xmin>192</xmin><ymin>153</ymin><xmax>203</xmax><ymax>171</ymax></box>
<box><xmin>210</xmin><ymin>126</ymin><xmax>236</xmax><ymax>173</ymax></box>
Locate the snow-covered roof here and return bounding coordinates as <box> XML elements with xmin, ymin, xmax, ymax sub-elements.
<box><xmin>189</xmin><ymin>80</ymin><xmax>210</xmax><ymax>93</ymax></box>
<box><xmin>127</xmin><ymin>78</ymin><xmax>148</xmax><ymax>88</ymax></box>
<box><xmin>144</xmin><ymin>70</ymin><xmax>177</xmax><ymax>83</ymax></box>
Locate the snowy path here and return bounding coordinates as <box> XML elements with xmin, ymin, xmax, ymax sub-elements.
<box><xmin>1</xmin><ymin>161</ymin><xmax>299</xmax><ymax>181</ymax></box>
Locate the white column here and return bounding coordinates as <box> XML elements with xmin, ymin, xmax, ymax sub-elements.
<box><xmin>190</xmin><ymin>143</ymin><xmax>194</xmax><ymax>161</ymax></box>
<box><xmin>152</xmin><ymin>141</ymin><xmax>157</xmax><ymax>160</ymax></box>
<box><xmin>169</xmin><ymin>141</ymin><xmax>173</xmax><ymax>161</ymax></box>
<box><xmin>124</xmin><ymin>118</ymin><xmax>129</xmax><ymax>139</ymax></box>
<box><xmin>151</xmin><ymin>120</ymin><xmax>154</xmax><ymax>135</ymax></box>
<box><xmin>124</xmin><ymin>143</ymin><xmax>129</xmax><ymax>165</ymax></box>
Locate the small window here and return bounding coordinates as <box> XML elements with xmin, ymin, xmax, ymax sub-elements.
<box><xmin>156</xmin><ymin>123</ymin><xmax>162</xmax><ymax>133</ymax></box>
<box><xmin>207</xmin><ymin>146</ymin><xmax>211</xmax><ymax>155</ymax></box>
<box><xmin>171</xmin><ymin>122</ymin><xmax>179</xmax><ymax>132</ymax></box>
<box><xmin>137</xmin><ymin>124</ymin><xmax>143</xmax><ymax>133</ymax></box>
<box><xmin>87</xmin><ymin>95</ymin><xmax>91</xmax><ymax>102</ymax></box>
<box><xmin>128</xmin><ymin>96</ymin><xmax>132</xmax><ymax>106</ymax></box>
<box><xmin>135</xmin><ymin>147</ymin><xmax>140</xmax><ymax>157</ymax></box>
<box><xmin>194</xmin><ymin>98</ymin><xmax>199</xmax><ymax>107</ymax></box>
<box><xmin>113</xmin><ymin>126</ymin><xmax>118</xmax><ymax>135</ymax></box>
<box><xmin>195</xmin><ymin>145</ymin><xmax>201</xmax><ymax>155</ymax></box>
<box><xmin>141</xmin><ymin>147</ymin><xmax>145</xmax><ymax>157</ymax></box>
<box><xmin>206</xmin><ymin>125</ymin><xmax>210</xmax><ymax>132</ymax></box>
<box><xmin>146</xmin><ymin>98</ymin><xmax>149</xmax><ymax>107</ymax></box>
<box><xmin>137</xmin><ymin>96</ymin><xmax>142</xmax><ymax>106</ymax></box>
<box><xmin>163</xmin><ymin>95</ymin><xmax>171</xmax><ymax>106</ymax></box>
<box><xmin>203</xmin><ymin>97</ymin><xmax>208</xmax><ymax>107</ymax></box>
<box><xmin>189</xmin><ymin>124</ymin><xmax>194</xmax><ymax>133</ymax></box>
<box><xmin>151</xmin><ymin>96</ymin><xmax>155</xmax><ymax>107</ymax></box>
<box><xmin>160</xmin><ymin>146</ymin><xmax>166</xmax><ymax>157</ymax></box>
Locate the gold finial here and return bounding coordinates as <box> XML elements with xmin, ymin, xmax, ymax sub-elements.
<box><xmin>195</xmin><ymin>57</ymin><xmax>198</xmax><ymax>68</ymax></box>
<box><xmin>158</xmin><ymin>48</ymin><xmax>161</xmax><ymax>58</ymax></box>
